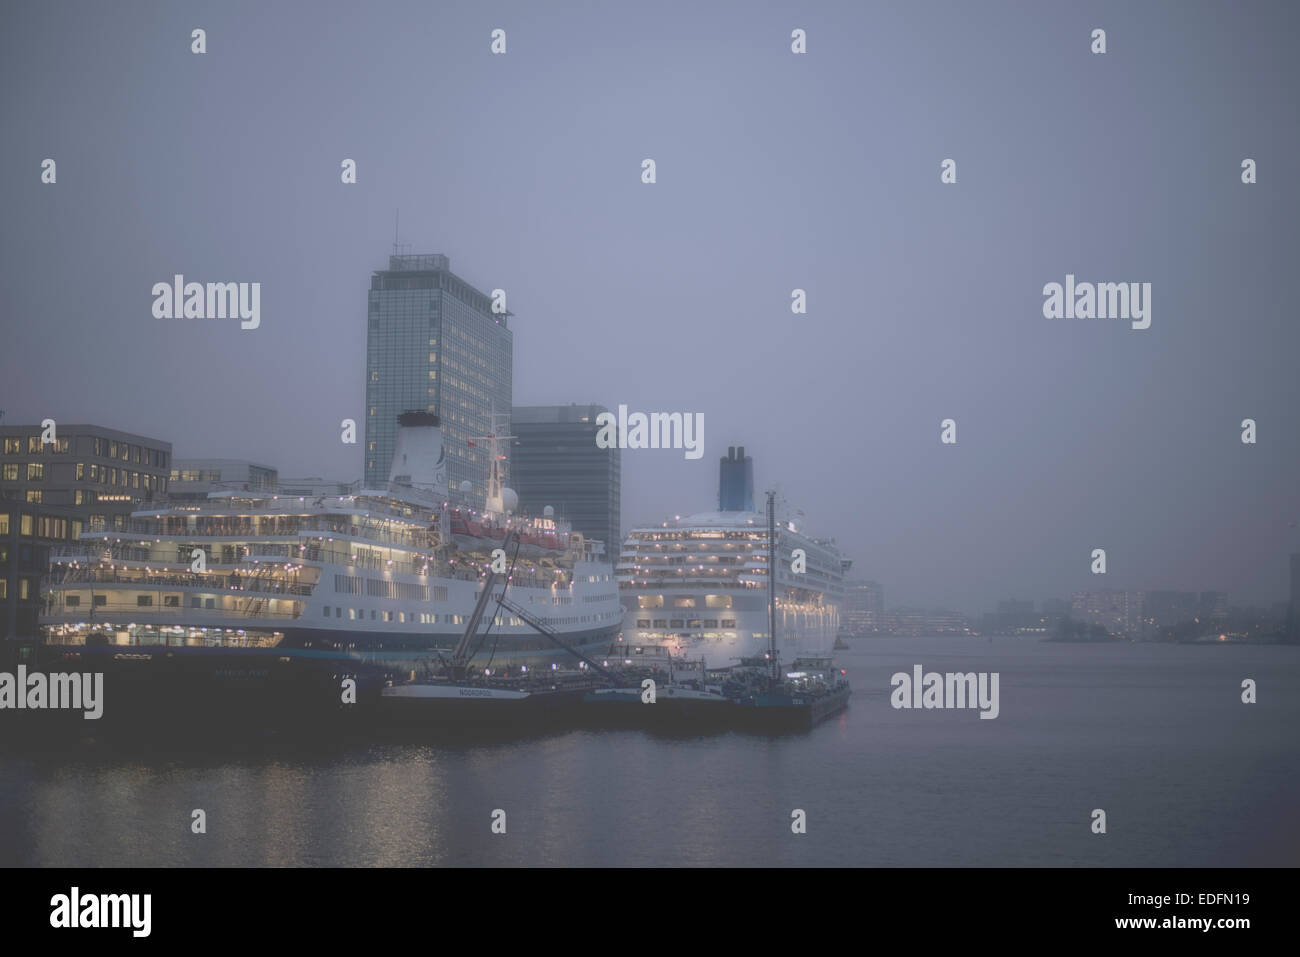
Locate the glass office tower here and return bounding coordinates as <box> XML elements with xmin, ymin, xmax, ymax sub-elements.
<box><xmin>364</xmin><ymin>254</ymin><xmax>512</xmax><ymax>498</ymax></box>
<box><xmin>511</xmin><ymin>404</ymin><xmax>621</xmax><ymax>551</ymax></box>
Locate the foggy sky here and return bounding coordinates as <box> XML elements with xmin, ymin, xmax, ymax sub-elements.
<box><xmin>3</xmin><ymin>0</ymin><xmax>1298</xmax><ymax>612</ymax></box>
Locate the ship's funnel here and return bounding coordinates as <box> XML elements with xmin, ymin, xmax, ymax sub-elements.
<box><xmin>719</xmin><ymin>445</ymin><xmax>754</xmax><ymax>512</ymax></box>
<box><xmin>388</xmin><ymin>411</ymin><xmax>448</xmax><ymax>498</ymax></box>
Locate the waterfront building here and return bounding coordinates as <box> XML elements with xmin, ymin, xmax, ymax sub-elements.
<box><xmin>0</xmin><ymin>423</ymin><xmax>171</xmax><ymax>531</ymax></box>
<box><xmin>0</xmin><ymin>502</ymin><xmax>82</xmax><ymax>640</ymax></box>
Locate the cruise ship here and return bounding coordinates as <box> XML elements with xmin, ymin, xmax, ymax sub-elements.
<box><xmin>37</xmin><ymin>413</ymin><xmax>624</xmax><ymax>676</ymax></box>
<box><xmin>617</xmin><ymin>447</ymin><xmax>849</xmax><ymax>669</ymax></box>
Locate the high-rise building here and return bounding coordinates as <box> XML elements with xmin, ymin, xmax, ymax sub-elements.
<box><xmin>718</xmin><ymin>446</ymin><xmax>754</xmax><ymax>512</ymax></box>
<box><xmin>840</xmin><ymin>579</ymin><xmax>884</xmax><ymax>636</ymax></box>
<box><xmin>364</xmin><ymin>254</ymin><xmax>512</xmax><ymax>498</ymax></box>
<box><xmin>511</xmin><ymin>404</ymin><xmax>620</xmax><ymax>550</ymax></box>
<box><xmin>0</xmin><ymin>423</ymin><xmax>171</xmax><ymax>531</ymax></box>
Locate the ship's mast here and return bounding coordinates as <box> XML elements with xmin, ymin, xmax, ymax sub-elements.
<box><xmin>767</xmin><ymin>489</ymin><xmax>779</xmax><ymax>682</ymax></box>
<box><xmin>471</xmin><ymin>406</ymin><xmax>515</xmax><ymax>522</ymax></box>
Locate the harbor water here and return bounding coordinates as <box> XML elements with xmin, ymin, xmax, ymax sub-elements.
<box><xmin>2</xmin><ymin>637</ymin><xmax>1297</xmax><ymax>867</ymax></box>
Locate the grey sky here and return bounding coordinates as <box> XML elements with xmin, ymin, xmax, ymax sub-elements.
<box><xmin>3</xmin><ymin>0</ymin><xmax>1297</xmax><ymax>611</ymax></box>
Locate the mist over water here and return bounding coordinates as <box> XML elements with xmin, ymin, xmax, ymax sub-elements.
<box><xmin>4</xmin><ymin>638</ymin><xmax>1295</xmax><ymax>867</ymax></box>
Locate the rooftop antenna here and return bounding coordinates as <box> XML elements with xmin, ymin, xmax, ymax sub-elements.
<box><xmin>393</xmin><ymin>209</ymin><xmax>399</xmax><ymax>254</ymax></box>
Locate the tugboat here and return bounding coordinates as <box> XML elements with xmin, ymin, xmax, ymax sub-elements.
<box><xmin>580</xmin><ymin>643</ymin><xmax>733</xmax><ymax>728</ymax></box>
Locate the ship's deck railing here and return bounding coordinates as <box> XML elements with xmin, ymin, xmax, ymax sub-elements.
<box><xmin>133</xmin><ymin>480</ymin><xmax>437</xmax><ymax>519</ymax></box>
<box><xmin>38</xmin><ymin>629</ymin><xmax>285</xmax><ymax>649</ymax></box>
<box><xmin>48</xmin><ymin>567</ymin><xmax>315</xmax><ymax>597</ymax></box>
<box><xmin>42</xmin><ymin>594</ymin><xmax>303</xmax><ymax>620</ymax></box>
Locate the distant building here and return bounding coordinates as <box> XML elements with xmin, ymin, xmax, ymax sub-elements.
<box><xmin>1071</xmin><ymin>590</ymin><xmax>1143</xmax><ymax>635</ymax></box>
<box><xmin>1143</xmin><ymin>590</ymin><xmax>1198</xmax><ymax>629</ymax></box>
<box><xmin>840</xmin><ymin>579</ymin><xmax>884</xmax><ymax>636</ymax></box>
<box><xmin>979</xmin><ymin>599</ymin><xmax>1041</xmax><ymax>635</ymax></box>
<box><xmin>1041</xmin><ymin>597</ymin><xmax>1071</xmax><ymax>619</ymax></box>
<box><xmin>884</xmin><ymin>607</ymin><xmax>969</xmax><ymax>636</ymax></box>
<box><xmin>1198</xmin><ymin>590</ymin><xmax>1228</xmax><ymax>623</ymax></box>
<box><xmin>0</xmin><ymin>423</ymin><xmax>171</xmax><ymax>531</ymax></box>
<box><xmin>718</xmin><ymin>446</ymin><xmax>755</xmax><ymax>512</ymax></box>
<box><xmin>511</xmin><ymin>404</ymin><xmax>620</xmax><ymax>550</ymax></box>
<box><xmin>364</xmin><ymin>254</ymin><xmax>512</xmax><ymax>499</ymax></box>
